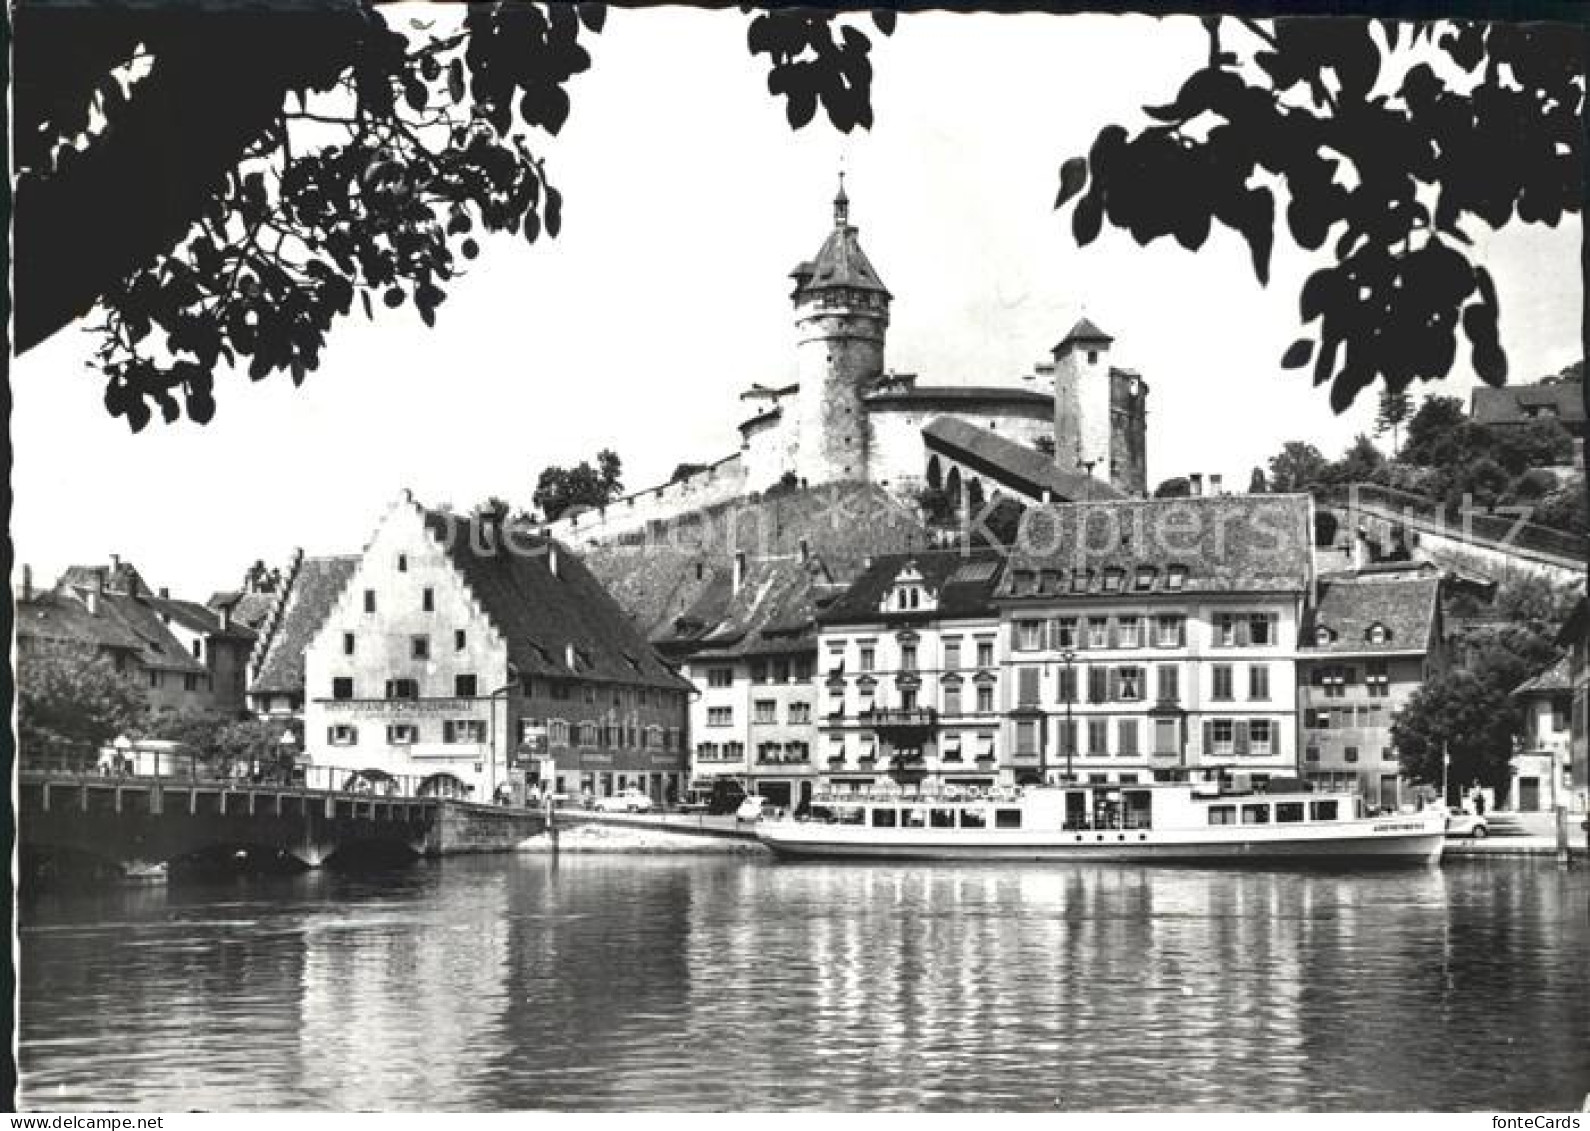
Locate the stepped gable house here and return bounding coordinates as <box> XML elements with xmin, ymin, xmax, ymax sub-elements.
<box><xmin>301</xmin><ymin>493</ymin><xmax>691</xmax><ymax>803</ymax></box>
<box><xmin>547</xmin><ymin>181</ymin><xmax>1149</xmax><ymax>549</ymax></box>
<box><xmin>248</xmin><ymin>551</ymin><xmax>362</xmax><ymax>719</ymax></box>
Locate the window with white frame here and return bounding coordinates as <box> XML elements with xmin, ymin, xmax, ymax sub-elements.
<box><xmin>754</xmin><ymin>700</ymin><xmax>776</xmax><ymax>724</ymax></box>
<box><xmin>387</xmin><ymin>723</ymin><xmax>418</xmax><ymax>745</ymax></box>
<box><xmin>943</xmin><ymin>638</ymin><xmax>962</xmax><ymax>670</ymax></box>
<box><xmin>1212</xmin><ymin>665</ymin><xmax>1234</xmax><ymax>701</ymax></box>
<box><xmin>1249</xmin><ymin>719</ymin><xmax>1273</xmax><ymax>755</ymax></box>
<box><xmin>1155</xmin><ymin>615</ymin><xmax>1182</xmax><ymax>647</ymax></box>
<box><xmin>1118</xmin><ymin>616</ymin><xmax>1142</xmax><ymax>648</ymax></box>
<box><xmin>788</xmin><ymin>701</ymin><xmax>812</xmax><ymax>724</ymax></box>
<box><xmin>707</xmin><ymin>706</ymin><xmax>732</xmax><ymax>727</ymax></box>
<box><xmin>976</xmin><ymin>639</ymin><xmax>995</xmax><ymax>668</ymax></box>
<box><xmin>1366</xmin><ymin>661</ymin><xmax>1389</xmax><ymax>698</ymax></box>
<box><xmin>1211</xmin><ymin>719</ymin><xmax>1235</xmax><ymax>755</ymax></box>
<box><xmin>1249</xmin><ymin>664</ymin><xmax>1270</xmax><ymax>701</ymax></box>
<box><xmin>1054</xmin><ymin>618</ymin><xmax>1078</xmax><ymax>648</ymax></box>
<box><xmin>1087</xmin><ymin>617</ymin><xmax>1109</xmax><ymax>649</ymax></box>
<box><xmin>328</xmin><ymin>724</ymin><xmax>358</xmax><ymax>746</ymax></box>
<box><xmin>976</xmin><ymin>684</ymin><xmax>995</xmax><ymax>713</ymax></box>
<box><xmin>1016</xmin><ymin>620</ymin><xmax>1045</xmax><ymax>651</ymax></box>
<box><xmin>708</xmin><ymin>667</ymin><xmax>734</xmax><ymax>688</ymax></box>
<box><xmin>1118</xmin><ymin>666</ymin><xmax>1144</xmax><ymax>701</ymax></box>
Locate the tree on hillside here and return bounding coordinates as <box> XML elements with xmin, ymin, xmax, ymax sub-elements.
<box><xmin>18</xmin><ymin>644</ymin><xmax>146</xmax><ymax>768</ymax></box>
<box><xmin>1374</xmin><ymin>385</ymin><xmax>1413</xmax><ymax>455</ymax></box>
<box><xmin>1544</xmin><ymin>359</ymin><xmax>1584</xmax><ymax>385</ymax></box>
<box><xmin>532</xmin><ymin>448</ymin><xmax>623</xmax><ymax>521</ymax></box>
<box><xmin>1266</xmin><ymin>441</ymin><xmax>1330</xmax><ymax>494</ymax></box>
<box><xmin>1054</xmin><ymin>18</ymin><xmax>1582</xmax><ymax>412</ymax></box>
<box><xmin>1401</xmin><ymin>396</ymin><xmax>1469</xmax><ymax>465</ymax></box>
<box><xmin>15</xmin><ymin>4</ymin><xmax>892</xmax><ymax>428</ymax></box>
<box><xmin>134</xmin><ymin>707</ymin><xmax>243</xmax><ymax>768</ymax></box>
<box><xmin>1248</xmin><ymin>467</ymin><xmax>1269</xmax><ymax>493</ymax></box>
<box><xmin>1153</xmin><ymin>477</ymin><xmax>1191</xmax><ymax>499</ymax></box>
<box><xmin>1327</xmin><ymin>433</ymin><xmax>1389</xmax><ymax>487</ymax></box>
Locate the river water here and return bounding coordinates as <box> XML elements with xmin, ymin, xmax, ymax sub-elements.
<box><xmin>17</xmin><ymin>855</ymin><xmax>1590</xmax><ymax>1112</ymax></box>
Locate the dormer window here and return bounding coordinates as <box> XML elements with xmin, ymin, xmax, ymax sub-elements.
<box><xmin>1133</xmin><ymin>567</ymin><xmax>1155</xmax><ymax>591</ymax></box>
<box><xmin>1070</xmin><ymin>570</ymin><xmax>1090</xmax><ymax>594</ymax></box>
<box><xmin>1166</xmin><ymin>566</ymin><xmax>1187</xmax><ymax>592</ymax></box>
<box><xmin>1102</xmin><ymin>569</ymin><xmax>1124</xmax><ymax>593</ymax></box>
<box><xmin>1315</xmin><ymin>625</ymin><xmax>1335</xmax><ymax>646</ymax></box>
<box><xmin>1366</xmin><ymin>623</ymin><xmax>1391</xmax><ymax>645</ymax></box>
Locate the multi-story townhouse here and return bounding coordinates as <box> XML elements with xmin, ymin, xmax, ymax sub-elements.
<box><xmin>669</xmin><ymin>557</ymin><xmax>822</xmax><ymax>809</ymax></box>
<box><xmin>297</xmin><ymin>493</ymin><xmax>691</xmax><ymax>802</ymax></box>
<box><xmin>992</xmin><ymin>494</ymin><xmax>1315</xmax><ymax>789</ymax></box>
<box><xmin>1296</xmin><ymin>564</ymin><xmax>1445</xmax><ymax>810</ymax></box>
<box><xmin>815</xmin><ymin>552</ymin><xmax>1008</xmax><ymax>795</ymax></box>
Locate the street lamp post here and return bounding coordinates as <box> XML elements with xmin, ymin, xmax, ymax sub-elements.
<box><xmin>1060</xmin><ymin>648</ymin><xmax>1077</xmax><ymax>784</ymax></box>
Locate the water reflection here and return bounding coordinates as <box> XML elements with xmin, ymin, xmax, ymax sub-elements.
<box><xmin>19</xmin><ymin>858</ymin><xmax>1590</xmax><ymax>1111</ymax></box>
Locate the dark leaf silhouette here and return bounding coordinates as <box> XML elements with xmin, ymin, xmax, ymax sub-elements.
<box><xmin>1051</xmin><ymin>16</ymin><xmax>1583</xmax><ymax>410</ymax></box>
<box><xmin>1054</xmin><ymin>157</ymin><xmax>1088</xmax><ymax>209</ymax></box>
<box><xmin>1281</xmin><ymin>339</ymin><xmax>1313</xmax><ymax>369</ymax></box>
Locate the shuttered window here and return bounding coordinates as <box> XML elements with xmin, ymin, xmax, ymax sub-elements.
<box><xmin>1017</xmin><ymin>666</ymin><xmax>1041</xmax><ymax>706</ymax></box>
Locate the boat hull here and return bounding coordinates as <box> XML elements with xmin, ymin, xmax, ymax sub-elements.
<box><xmin>756</xmin><ymin>822</ymin><xmax>1446</xmax><ymax>866</ymax></box>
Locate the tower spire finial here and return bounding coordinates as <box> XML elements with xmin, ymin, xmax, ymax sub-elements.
<box><xmin>834</xmin><ymin>168</ymin><xmax>849</xmax><ymax>227</ymax></box>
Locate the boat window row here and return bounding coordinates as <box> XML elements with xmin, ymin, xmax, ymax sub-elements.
<box><xmin>818</xmin><ymin>805</ymin><xmax>1027</xmax><ymax>830</ymax></box>
<box><xmin>1206</xmin><ymin>799</ymin><xmax>1339</xmax><ymax>826</ymax></box>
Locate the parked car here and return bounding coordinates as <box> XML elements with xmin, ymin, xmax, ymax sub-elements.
<box><xmin>594</xmin><ymin>789</ymin><xmax>653</xmax><ymax>814</ymax></box>
<box><xmin>1445</xmin><ymin>809</ymin><xmax>1489</xmax><ymax>838</ymax></box>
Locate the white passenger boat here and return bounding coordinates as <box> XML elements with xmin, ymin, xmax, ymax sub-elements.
<box><xmin>756</xmin><ymin>778</ymin><xmax>1446</xmax><ymax>865</ymax></box>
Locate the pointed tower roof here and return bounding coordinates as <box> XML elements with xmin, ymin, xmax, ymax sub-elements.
<box><xmin>790</xmin><ymin>176</ymin><xmax>891</xmax><ymax>300</ymax></box>
<box><xmin>1052</xmin><ymin>317</ymin><xmax>1114</xmax><ymax>354</ymax></box>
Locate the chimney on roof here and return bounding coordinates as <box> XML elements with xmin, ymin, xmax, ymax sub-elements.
<box><xmin>1189</xmin><ymin>473</ymin><xmax>1204</xmax><ymax>497</ymax></box>
<box><xmin>1210</xmin><ymin>473</ymin><xmax>1223</xmax><ymax>496</ymax></box>
<box><xmin>95</xmin><ymin>567</ymin><xmax>108</xmax><ymax>595</ymax></box>
<box><xmin>733</xmin><ymin>552</ymin><xmax>746</xmax><ymax>594</ymax></box>
<box><xmin>159</xmin><ymin>586</ymin><xmax>169</xmax><ymax>598</ymax></box>
<box><xmin>219</xmin><ymin>603</ymin><xmax>232</xmax><ymax>631</ymax></box>
<box><xmin>110</xmin><ymin>553</ymin><xmax>120</xmax><ymax>573</ymax></box>
<box><xmin>21</xmin><ymin>564</ymin><xmax>32</xmax><ymax>602</ymax></box>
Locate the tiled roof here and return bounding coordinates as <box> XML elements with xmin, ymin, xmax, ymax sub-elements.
<box><xmin>819</xmin><ymin>551</ymin><xmax>1008</xmax><ymax>625</ymax></box>
<box><xmin>662</xmin><ymin>557</ymin><xmax>826</xmax><ymax>659</ymax></box>
<box><xmin>791</xmin><ymin>219</ymin><xmax>890</xmax><ymax>299</ymax></box>
<box><xmin>147</xmin><ymin>595</ymin><xmax>257</xmax><ymax>642</ymax></box>
<box><xmin>250</xmin><ymin>556</ymin><xmax>359</xmax><ymax>694</ymax></box>
<box><xmin>15</xmin><ymin>591</ymin><xmax>146</xmax><ymax>653</ymax></box>
<box><xmin>582</xmin><ymin>482</ymin><xmax>935</xmax><ymax>637</ymax></box>
<box><xmin>58</xmin><ymin>561</ymin><xmax>151</xmax><ymax>595</ymax></box>
<box><xmin>423</xmin><ymin>511</ymin><xmax>691</xmax><ymax>691</ymax></box>
<box><xmin>923</xmin><ymin>416</ymin><xmax>1124</xmax><ymax>503</ymax></box>
<box><xmin>208</xmin><ymin>589</ymin><xmax>277</xmax><ymax>631</ymax></box>
<box><xmin>995</xmin><ymin>494</ymin><xmax>1315</xmax><ymax>599</ymax></box>
<box><xmin>1513</xmin><ymin>655</ymin><xmax>1573</xmax><ymax>698</ymax></box>
<box><xmin>68</xmin><ymin>589</ymin><xmax>208</xmax><ymax>674</ymax></box>
<box><xmin>1471</xmin><ymin>382</ymin><xmax>1586</xmax><ymax>428</ymax></box>
<box><xmin>1054</xmin><ymin>317</ymin><xmax>1113</xmax><ymax>352</ymax></box>
<box><xmin>864</xmin><ymin>385</ymin><xmax>1054</xmax><ymax>409</ymax></box>
<box><xmin>1300</xmin><ymin>571</ymin><xmax>1442</xmax><ymax>656</ymax></box>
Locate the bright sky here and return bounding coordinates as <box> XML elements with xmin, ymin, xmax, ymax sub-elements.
<box><xmin>12</xmin><ymin>8</ymin><xmax>1582</xmax><ymax>599</ymax></box>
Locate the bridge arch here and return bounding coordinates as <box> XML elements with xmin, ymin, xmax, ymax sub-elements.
<box><xmin>417</xmin><ymin>772</ymin><xmax>471</xmax><ymax>800</ymax></box>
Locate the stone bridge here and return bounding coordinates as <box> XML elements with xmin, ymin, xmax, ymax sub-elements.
<box><xmin>18</xmin><ymin>772</ymin><xmax>545</xmax><ymax>879</ymax></box>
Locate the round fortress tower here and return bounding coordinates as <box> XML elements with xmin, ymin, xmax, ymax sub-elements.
<box><xmin>788</xmin><ymin>178</ymin><xmax>892</xmax><ymax>486</ymax></box>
